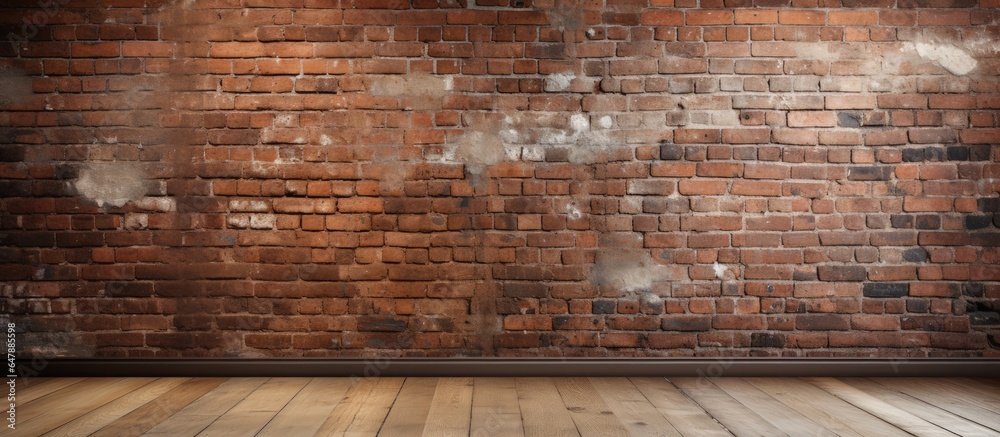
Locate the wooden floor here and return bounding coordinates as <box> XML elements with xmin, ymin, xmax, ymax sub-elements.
<box><xmin>10</xmin><ymin>376</ymin><xmax>1000</xmax><ymax>436</ymax></box>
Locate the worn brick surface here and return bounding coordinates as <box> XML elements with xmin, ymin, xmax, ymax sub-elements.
<box><xmin>0</xmin><ymin>1</ymin><xmax>997</xmax><ymax>359</ymax></box>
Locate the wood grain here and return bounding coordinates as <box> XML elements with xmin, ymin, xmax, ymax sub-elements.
<box><xmin>629</xmin><ymin>377</ymin><xmax>732</xmax><ymax>437</ymax></box>
<box><xmin>379</xmin><ymin>377</ymin><xmax>438</xmax><ymax>437</ymax></box>
<box><xmin>10</xmin><ymin>376</ymin><xmax>998</xmax><ymax>436</ymax></box>
<box><xmin>90</xmin><ymin>377</ymin><xmax>226</xmax><ymax>437</ymax></box>
<box><xmin>516</xmin><ymin>377</ymin><xmax>580</xmax><ymax>437</ymax></box>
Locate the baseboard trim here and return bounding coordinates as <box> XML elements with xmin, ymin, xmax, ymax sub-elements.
<box><xmin>29</xmin><ymin>358</ymin><xmax>1000</xmax><ymax>377</ymax></box>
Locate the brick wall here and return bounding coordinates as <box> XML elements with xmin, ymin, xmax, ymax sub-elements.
<box><xmin>1</xmin><ymin>0</ymin><xmax>998</xmax><ymax>358</ymax></box>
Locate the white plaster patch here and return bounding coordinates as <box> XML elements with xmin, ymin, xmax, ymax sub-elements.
<box><xmin>594</xmin><ymin>250</ymin><xmax>672</xmax><ymax>293</ymax></box>
<box><xmin>319</xmin><ymin>134</ymin><xmax>332</xmax><ymax>146</ymax></box>
<box><xmin>135</xmin><ymin>197</ymin><xmax>176</xmax><ymax>212</ymax></box>
<box><xmin>565</xmin><ymin>202</ymin><xmax>583</xmax><ymax>220</ymax></box>
<box><xmin>640</xmin><ymin>292</ymin><xmax>663</xmax><ymax>307</ymax></box>
<box><xmin>598</xmin><ymin>115</ymin><xmax>613</xmax><ymax>129</ymax></box>
<box><xmin>369</xmin><ymin>72</ymin><xmax>451</xmax><ymax>99</ymax></box>
<box><xmin>274</xmin><ymin>114</ymin><xmax>294</xmax><ymax>127</ymax></box>
<box><xmin>569</xmin><ymin>114</ymin><xmax>589</xmax><ymax>132</ymax></box>
<box><xmin>227</xmin><ymin>214</ymin><xmax>250</xmax><ymax>229</ymax></box>
<box><xmin>539</xmin><ymin>129</ymin><xmax>569</xmax><ymax>144</ymax></box>
<box><xmin>544</xmin><ymin>71</ymin><xmax>575</xmax><ymax>92</ymax></box>
<box><xmin>499</xmin><ymin>128</ymin><xmax>520</xmax><ymax>143</ymax></box>
<box><xmin>713</xmin><ymin>262</ymin><xmax>727</xmax><ymax>280</ymax></box>
<box><xmin>124</xmin><ymin>213</ymin><xmax>148</xmax><ymax>230</ymax></box>
<box><xmin>912</xmin><ymin>42</ymin><xmax>977</xmax><ymax>76</ymax></box>
<box><xmin>453</xmin><ymin>127</ymin><xmax>507</xmax><ymax>174</ymax></box>
<box><xmin>229</xmin><ymin>199</ymin><xmax>269</xmax><ymax>212</ymax></box>
<box><xmin>249</xmin><ymin>214</ymin><xmax>276</xmax><ymax>229</ymax></box>
<box><xmin>74</xmin><ymin>162</ymin><xmax>147</xmax><ymax>208</ymax></box>
<box><xmin>521</xmin><ymin>145</ymin><xmax>544</xmax><ymax>162</ymax></box>
<box><xmin>712</xmin><ymin>111</ymin><xmax>741</xmax><ymax>126</ymax></box>
<box><xmin>503</xmin><ymin>144</ymin><xmax>521</xmax><ymax>161</ymax></box>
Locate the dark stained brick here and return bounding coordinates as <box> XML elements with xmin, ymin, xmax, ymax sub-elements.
<box><xmin>902</xmin><ymin>247</ymin><xmax>928</xmax><ymax>262</ymax></box>
<box><xmin>946</xmin><ymin>146</ymin><xmax>970</xmax><ymax>161</ymax></box>
<box><xmin>863</xmin><ymin>283</ymin><xmax>908</xmax><ymax>298</ymax></box>
<box><xmin>593</xmin><ymin>300</ymin><xmax>617</xmax><ymax>314</ymax></box>
<box><xmin>891</xmin><ymin>215</ymin><xmax>914</xmax><ymax>229</ymax></box>
<box><xmin>848</xmin><ymin>166</ymin><xmax>891</xmax><ymax>181</ymax></box>
<box><xmin>358</xmin><ymin>316</ymin><xmax>407</xmax><ymax>332</ymax></box>
<box><xmin>751</xmin><ymin>332</ymin><xmax>785</xmax><ymax>348</ymax></box>
<box><xmin>966</xmin><ymin>215</ymin><xmax>992</xmax><ymax>230</ymax></box>
<box><xmin>796</xmin><ymin>314</ymin><xmax>850</xmax><ymax>331</ymax></box>
<box><xmin>915</xmin><ymin>215</ymin><xmax>941</xmax><ymax>229</ymax></box>
<box><xmin>818</xmin><ymin>265</ymin><xmax>867</xmax><ymax>282</ymax></box>
<box><xmin>661</xmin><ymin>315</ymin><xmax>712</xmax><ymax>331</ymax></box>
<box><xmin>659</xmin><ymin>143</ymin><xmax>684</xmax><ymax>160</ymax></box>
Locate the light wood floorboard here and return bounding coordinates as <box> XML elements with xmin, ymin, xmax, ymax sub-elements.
<box><xmin>6</xmin><ymin>377</ymin><xmax>997</xmax><ymax>436</ymax></box>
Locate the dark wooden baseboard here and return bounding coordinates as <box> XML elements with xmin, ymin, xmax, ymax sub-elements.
<box><xmin>25</xmin><ymin>358</ymin><xmax>1000</xmax><ymax>377</ymax></box>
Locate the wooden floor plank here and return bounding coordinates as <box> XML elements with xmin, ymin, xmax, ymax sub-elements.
<box><xmin>744</xmin><ymin>377</ymin><xmax>907</xmax><ymax>437</ymax></box>
<box><xmin>15</xmin><ymin>377</ymin><xmax>156</xmax><ymax>436</ymax></box>
<box><xmin>712</xmin><ymin>378</ymin><xmax>836</xmax><ymax>436</ymax></box>
<box><xmin>898</xmin><ymin>378</ymin><xmax>1000</xmax><ymax>415</ymax></box>
<box><xmin>553</xmin><ymin>377</ymin><xmax>629</xmax><ymax>437</ymax></box>
<box><xmin>629</xmin><ymin>377</ymin><xmax>732</xmax><ymax>437</ymax></box>
<box><xmin>589</xmin><ymin>377</ymin><xmax>681</xmax><ymax>437</ymax></box>
<box><xmin>670</xmin><ymin>377</ymin><xmax>789</xmax><ymax>437</ymax></box>
<box><xmin>471</xmin><ymin>377</ymin><xmax>524</xmax><ymax>437</ymax></box>
<box><xmin>314</xmin><ymin>377</ymin><xmax>404</xmax><ymax>436</ymax></box>
<box><xmin>971</xmin><ymin>378</ymin><xmax>1000</xmax><ymax>390</ymax></box>
<box><xmin>744</xmin><ymin>378</ymin><xmax>907</xmax><ymax>437</ymax></box>
<box><xmin>952</xmin><ymin>378</ymin><xmax>1000</xmax><ymax>402</ymax></box>
<box><xmin>14</xmin><ymin>378</ymin><xmax>86</xmax><ymax>405</ymax></box>
<box><xmin>841</xmin><ymin>377</ymin><xmax>999</xmax><ymax>437</ymax></box>
<box><xmin>195</xmin><ymin>377</ymin><xmax>309</xmax><ymax>437</ymax></box>
<box><xmin>868</xmin><ymin>377</ymin><xmax>1000</xmax><ymax>431</ymax></box>
<box><xmin>256</xmin><ymin>378</ymin><xmax>353</xmax><ymax>437</ymax></box>
<box><xmin>379</xmin><ymin>377</ymin><xmax>438</xmax><ymax>437</ymax></box>
<box><xmin>9</xmin><ymin>376</ymin><xmax>998</xmax><ymax>436</ymax></box>
<box><xmin>143</xmin><ymin>377</ymin><xmax>268</xmax><ymax>437</ymax></box>
<box><xmin>422</xmin><ymin>377</ymin><xmax>474</xmax><ymax>437</ymax></box>
<box><xmin>90</xmin><ymin>377</ymin><xmax>227</xmax><ymax>437</ymax></box>
<box><xmin>42</xmin><ymin>377</ymin><xmax>188</xmax><ymax>437</ymax></box>
<box><xmin>17</xmin><ymin>377</ymin><xmax>122</xmax><ymax>423</ymax></box>
<box><xmin>804</xmin><ymin>377</ymin><xmax>956</xmax><ymax>437</ymax></box>
<box><xmin>516</xmin><ymin>377</ymin><xmax>580</xmax><ymax>437</ymax></box>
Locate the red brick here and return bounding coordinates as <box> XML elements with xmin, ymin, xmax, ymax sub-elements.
<box><xmin>826</xmin><ymin>95</ymin><xmax>876</xmax><ymax>110</ymax></box>
<box><xmin>338</xmin><ymin>198</ymin><xmax>383</xmax><ymax>213</ymax></box>
<box><xmin>498</xmin><ymin>11</ymin><xmax>548</xmax><ymax>25</ymax></box>
<box><xmin>778</xmin><ymin>11</ymin><xmax>826</xmax><ymax>25</ymax></box>
<box><xmin>687</xmin><ymin>10</ymin><xmax>733</xmax><ymax>25</ymax></box>
<box><xmin>71</xmin><ymin>42</ymin><xmax>120</xmax><ymax>58</ymax></box>
<box><xmin>735</xmin><ymin>10</ymin><xmax>778</xmax><ymax>24</ymax></box>
<box><xmin>674</xmin><ymin>129</ymin><xmax>721</xmax><ymax>144</ymax></box>
<box><xmin>903</xmin><ymin>197</ymin><xmax>953</xmax><ymax>212</ymax></box>
<box><xmin>829</xmin><ymin>11</ymin><xmax>879</xmax><ymax>26</ymax></box>
<box><xmin>788</xmin><ymin>111</ymin><xmax>837</xmax><ymax>127</ymax></box>
<box><xmin>878</xmin><ymin>94</ymin><xmax>928</xmax><ymax>109</ymax></box>
<box><xmin>918</xmin><ymin>10</ymin><xmax>970</xmax><ymax>26</ymax></box>
<box><xmin>641</xmin><ymin>10</ymin><xmax>684</xmax><ymax>26</ymax></box>
<box><xmin>650</xmin><ymin>163</ymin><xmax>697</xmax><ymax>178</ymax></box>
<box><xmin>960</xmin><ymin>129</ymin><xmax>1000</xmax><ymax>144</ymax></box>
<box><xmin>731</xmin><ymin>180</ymin><xmax>781</xmax><ymax>196</ymax></box>
<box><xmin>696</xmin><ymin>162</ymin><xmax>742</xmax><ymax>178</ymax></box>
<box><xmin>678</xmin><ymin>180</ymin><xmax>728</xmax><ymax>195</ymax></box>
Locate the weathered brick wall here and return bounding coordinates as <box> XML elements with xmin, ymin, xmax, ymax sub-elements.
<box><xmin>1</xmin><ymin>0</ymin><xmax>998</xmax><ymax>358</ymax></box>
